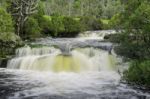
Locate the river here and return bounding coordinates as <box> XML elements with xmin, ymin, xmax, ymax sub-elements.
<box><xmin>0</xmin><ymin>30</ymin><xmax>150</xmax><ymax>99</ymax></box>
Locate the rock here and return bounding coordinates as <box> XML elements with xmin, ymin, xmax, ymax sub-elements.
<box><xmin>0</xmin><ymin>58</ymin><xmax>9</xmax><ymax>68</ymax></box>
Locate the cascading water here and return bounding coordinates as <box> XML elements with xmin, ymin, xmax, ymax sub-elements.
<box><xmin>7</xmin><ymin>45</ymin><xmax>115</xmax><ymax>72</ymax></box>
<box><xmin>78</xmin><ymin>30</ymin><xmax>117</xmax><ymax>40</ymax></box>
<box><xmin>7</xmin><ymin>46</ymin><xmax>61</xmax><ymax>71</ymax></box>
<box><xmin>0</xmin><ymin>31</ymin><xmax>149</xmax><ymax>99</ymax></box>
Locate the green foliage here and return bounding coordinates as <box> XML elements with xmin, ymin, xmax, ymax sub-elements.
<box><xmin>42</xmin><ymin>0</ymin><xmax>123</xmax><ymax>19</ymax></box>
<box><xmin>124</xmin><ymin>60</ymin><xmax>150</xmax><ymax>86</ymax></box>
<box><xmin>101</xmin><ymin>0</ymin><xmax>123</xmax><ymax>19</ymax></box>
<box><xmin>116</xmin><ymin>0</ymin><xmax>150</xmax><ymax>60</ymax></box>
<box><xmin>0</xmin><ymin>7</ymin><xmax>21</xmax><ymax>58</ymax></box>
<box><xmin>0</xmin><ymin>7</ymin><xmax>14</xmax><ymax>33</ymax></box>
<box><xmin>37</xmin><ymin>16</ymin><xmax>84</xmax><ymax>37</ymax></box>
<box><xmin>42</xmin><ymin>16</ymin><xmax>84</xmax><ymax>37</ymax></box>
<box><xmin>50</xmin><ymin>16</ymin><xmax>65</xmax><ymax>37</ymax></box>
<box><xmin>101</xmin><ymin>19</ymin><xmax>111</xmax><ymax>29</ymax></box>
<box><xmin>0</xmin><ymin>7</ymin><xmax>19</xmax><ymax>42</ymax></box>
<box><xmin>0</xmin><ymin>34</ymin><xmax>21</xmax><ymax>58</ymax></box>
<box><xmin>80</xmin><ymin>16</ymin><xmax>102</xmax><ymax>30</ymax></box>
<box><xmin>37</xmin><ymin>1</ymin><xmax>45</xmax><ymax>16</ymax></box>
<box><xmin>61</xmin><ymin>17</ymin><xmax>83</xmax><ymax>37</ymax></box>
<box><xmin>109</xmin><ymin>13</ymin><xmax>121</xmax><ymax>29</ymax></box>
<box><xmin>24</xmin><ymin>17</ymin><xmax>41</xmax><ymax>38</ymax></box>
<box><xmin>40</xmin><ymin>16</ymin><xmax>103</xmax><ymax>37</ymax></box>
<box><xmin>0</xmin><ymin>32</ymin><xmax>20</xmax><ymax>43</ymax></box>
<box><xmin>115</xmin><ymin>0</ymin><xmax>150</xmax><ymax>87</ymax></box>
<box><xmin>37</xmin><ymin>16</ymin><xmax>103</xmax><ymax>37</ymax></box>
<box><xmin>38</xmin><ymin>15</ymin><xmax>52</xmax><ymax>35</ymax></box>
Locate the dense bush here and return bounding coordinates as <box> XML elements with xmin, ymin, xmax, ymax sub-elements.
<box><xmin>24</xmin><ymin>17</ymin><xmax>41</xmax><ymax>39</ymax></box>
<box><xmin>36</xmin><ymin>16</ymin><xmax>85</xmax><ymax>37</ymax></box>
<box><xmin>45</xmin><ymin>16</ymin><xmax>103</xmax><ymax>37</ymax></box>
<box><xmin>38</xmin><ymin>15</ymin><xmax>52</xmax><ymax>35</ymax></box>
<box><xmin>116</xmin><ymin>0</ymin><xmax>150</xmax><ymax>60</ymax></box>
<box><xmin>124</xmin><ymin>60</ymin><xmax>150</xmax><ymax>86</ymax></box>
<box><xmin>109</xmin><ymin>13</ymin><xmax>121</xmax><ymax>29</ymax></box>
<box><xmin>60</xmin><ymin>17</ymin><xmax>83</xmax><ymax>37</ymax></box>
<box><xmin>0</xmin><ymin>7</ymin><xmax>14</xmax><ymax>33</ymax></box>
<box><xmin>114</xmin><ymin>0</ymin><xmax>150</xmax><ymax>87</ymax></box>
<box><xmin>80</xmin><ymin>17</ymin><xmax>101</xmax><ymax>31</ymax></box>
<box><xmin>80</xmin><ymin>16</ymin><xmax>102</xmax><ymax>30</ymax></box>
<box><xmin>0</xmin><ymin>7</ymin><xmax>20</xmax><ymax>42</ymax></box>
<box><xmin>0</xmin><ymin>7</ymin><xmax>21</xmax><ymax>58</ymax></box>
<box><xmin>49</xmin><ymin>16</ymin><xmax>65</xmax><ymax>37</ymax></box>
<box><xmin>27</xmin><ymin>14</ymin><xmax>103</xmax><ymax>38</ymax></box>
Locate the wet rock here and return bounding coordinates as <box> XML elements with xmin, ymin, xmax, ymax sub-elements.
<box><xmin>0</xmin><ymin>58</ymin><xmax>9</xmax><ymax>68</ymax></box>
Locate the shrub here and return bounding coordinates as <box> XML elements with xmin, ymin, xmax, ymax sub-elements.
<box><xmin>0</xmin><ymin>7</ymin><xmax>14</xmax><ymax>33</ymax></box>
<box><xmin>109</xmin><ymin>13</ymin><xmax>121</xmax><ymax>29</ymax></box>
<box><xmin>124</xmin><ymin>60</ymin><xmax>150</xmax><ymax>86</ymax></box>
<box><xmin>38</xmin><ymin>15</ymin><xmax>52</xmax><ymax>35</ymax></box>
<box><xmin>39</xmin><ymin>16</ymin><xmax>84</xmax><ymax>37</ymax></box>
<box><xmin>50</xmin><ymin>16</ymin><xmax>65</xmax><ymax>37</ymax></box>
<box><xmin>31</xmin><ymin>15</ymin><xmax>103</xmax><ymax>37</ymax></box>
<box><xmin>61</xmin><ymin>17</ymin><xmax>83</xmax><ymax>37</ymax></box>
<box><xmin>24</xmin><ymin>17</ymin><xmax>41</xmax><ymax>38</ymax></box>
<box><xmin>0</xmin><ymin>7</ymin><xmax>22</xmax><ymax>58</ymax></box>
<box><xmin>115</xmin><ymin>0</ymin><xmax>150</xmax><ymax>60</ymax></box>
<box><xmin>101</xmin><ymin>19</ymin><xmax>110</xmax><ymax>29</ymax></box>
<box><xmin>80</xmin><ymin>16</ymin><xmax>102</xmax><ymax>30</ymax></box>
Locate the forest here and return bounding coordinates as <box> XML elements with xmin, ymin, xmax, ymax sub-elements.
<box><xmin>0</xmin><ymin>0</ymin><xmax>150</xmax><ymax>96</ymax></box>
<box><xmin>0</xmin><ymin>0</ymin><xmax>123</xmax><ymax>57</ymax></box>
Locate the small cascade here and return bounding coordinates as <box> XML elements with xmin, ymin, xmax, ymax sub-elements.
<box><xmin>7</xmin><ymin>45</ymin><xmax>116</xmax><ymax>72</ymax></box>
<box><xmin>7</xmin><ymin>46</ymin><xmax>61</xmax><ymax>71</ymax></box>
<box><xmin>15</xmin><ymin>45</ymin><xmax>58</xmax><ymax>57</ymax></box>
<box><xmin>78</xmin><ymin>30</ymin><xmax>117</xmax><ymax>40</ymax></box>
<box><xmin>72</xmin><ymin>48</ymin><xmax>116</xmax><ymax>71</ymax></box>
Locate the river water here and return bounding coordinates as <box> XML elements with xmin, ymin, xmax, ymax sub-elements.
<box><xmin>0</xmin><ymin>31</ymin><xmax>150</xmax><ymax>99</ymax></box>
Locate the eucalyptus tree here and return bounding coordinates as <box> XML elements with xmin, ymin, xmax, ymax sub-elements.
<box><xmin>9</xmin><ymin>0</ymin><xmax>40</xmax><ymax>36</ymax></box>
<box><xmin>43</xmin><ymin>0</ymin><xmax>102</xmax><ymax>17</ymax></box>
<box><xmin>42</xmin><ymin>0</ymin><xmax>122</xmax><ymax>18</ymax></box>
<box><xmin>101</xmin><ymin>0</ymin><xmax>123</xmax><ymax>19</ymax></box>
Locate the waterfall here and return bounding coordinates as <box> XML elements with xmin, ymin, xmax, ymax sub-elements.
<box><xmin>7</xmin><ymin>45</ymin><xmax>116</xmax><ymax>72</ymax></box>
<box><xmin>7</xmin><ymin>46</ymin><xmax>61</xmax><ymax>71</ymax></box>
<box><xmin>7</xmin><ymin>30</ymin><xmax>117</xmax><ymax>72</ymax></box>
<box><xmin>78</xmin><ymin>30</ymin><xmax>117</xmax><ymax>40</ymax></box>
<box><xmin>2</xmin><ymin>31</ymin><xmax>150</xmax><ymax>99</ymax></box>
<box><xmin>4</xmin><ymin>31</ymin><xmax>142</xmax><ymax>99</ymax></box>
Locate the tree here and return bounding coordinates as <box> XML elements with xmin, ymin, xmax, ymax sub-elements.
<box><xmin>0</xmin><ymin>7</ymin><xmax>20</xmax><ymax>58</ymax></box>
<box><xmin>101</xmin><ymin>0</ymin><xmax>123</xmax><ymax>19</ymax></box>
<box><xmin>117</xmin><ymin>0</ymin><xmax>150</xmax><ymax>60</ymax></box>
<box><xmin>42</xmin><ymin>0</ymin><xmax>103</xmax><ymax>17</ymax></box>
<box><xmin>10</xmin><ymin>0</ymin><xmax>39</xmax><ymax>36</ymax></box>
